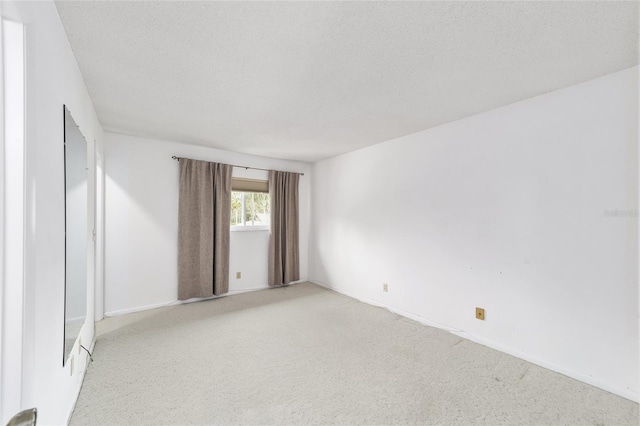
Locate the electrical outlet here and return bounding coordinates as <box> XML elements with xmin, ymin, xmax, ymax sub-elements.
<box><xmin>383</xmin><ymin>283</ymin><xmax>388</xmax><ymax>292</ymax></box>
<box><xmin>236</xmin><ymin>272</ymin><xmax>241</xmax><ymax>279</ymax></box>
<box><xmin>476</xmin><ymin>307</ymin><xmax>485</xmax><ymax>320</ymax></box>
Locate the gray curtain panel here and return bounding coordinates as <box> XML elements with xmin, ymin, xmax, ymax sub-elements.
<box><xmin>268</xmin><ymin>170</ymin><xmax>300</xmax><ymax>286</ymax></box>
<box><xmin>178</xmin><ymin>159</ymin><xmax>233</xmax><ymax>299</ymax></box>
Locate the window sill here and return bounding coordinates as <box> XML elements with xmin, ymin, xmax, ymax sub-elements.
<box><xmin>230</xmin><ymin>226</ymin><xmax>270</xmax><ymax>232</ymax></box>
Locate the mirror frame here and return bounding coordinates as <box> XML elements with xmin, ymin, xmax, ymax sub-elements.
<box><xmin>63</xmin><ymin>104</ymin><xmax>68</xmax><ymax>366</ymax></box>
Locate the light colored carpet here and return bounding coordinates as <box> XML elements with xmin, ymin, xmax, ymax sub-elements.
<box><xmin>70</xmin><ymin>282</ymin><xmax>638</xmax><ymax>425</ymax></box>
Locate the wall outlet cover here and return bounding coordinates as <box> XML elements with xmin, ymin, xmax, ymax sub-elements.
<box><xmin>476</xmin><ymin>307</ymin><xmax>485</xmax><ymax>320</ymax></box>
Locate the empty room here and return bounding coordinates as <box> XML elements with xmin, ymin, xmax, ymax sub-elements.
<box><xmin>0</xmin><ymin>1</ymin><xmax>638</xmax><ymax>425</ymax></box>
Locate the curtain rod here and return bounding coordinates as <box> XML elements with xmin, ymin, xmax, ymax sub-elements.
<box><xmin>171</xmin><ymin>156</ymin><xmax>304</xmax><ymax>176</ymax></box>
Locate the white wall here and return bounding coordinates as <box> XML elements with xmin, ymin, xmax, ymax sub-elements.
<box><xmin>103</xmin><ymin>133</ymin><xmax>310</xmax><ymax>315</ymax></box>
<box><xmin>309</xmin><ymin>67</ymin><xmax>639</xmax><ymax>401</ymax></box>
<box><xmin>1</xmin><ymin>16</ymin><xmax>26</xmax><ymax>424</ymax></box>
<box><xmin>1</xmin><ymin>1</ymin><xmax>103</xmax><ymax>424</ymax></box>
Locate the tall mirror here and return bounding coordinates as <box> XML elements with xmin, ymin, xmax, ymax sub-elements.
<box><xmin>64</xmin><ymin>105</ymin><xmax>88</xmax><ymax>366</ymax></box>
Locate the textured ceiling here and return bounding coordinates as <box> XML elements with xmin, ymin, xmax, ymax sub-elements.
<box><xmin>55</xmin><ymin>1</ymin><xmax>638</xmax><ymax>162</ymax></box>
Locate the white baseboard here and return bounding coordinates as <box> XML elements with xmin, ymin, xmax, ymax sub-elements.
<box><xmin>103</xmin><ymin>279</ymin><xmax>313</xmax><ymax>317</ymax></box>
<box><xmin>452</xmin><ymin>329</ymin><xmax>639</xmax><ymax>403</ymax></box>
<box><xmin>309</xmin><ymin>280</ymin><xmax>639</xmax><ymax>403</ymax></box>
<box><xmin>104</xmin><ymin>300</ymin><xmax>174</xmax><ymax>317</ymax></box>
<box><xmin>104</xmin><ymin>286</ymin><xmax>272</xmax><ymax>317</ymax></box>
<box><xmin>65</xmin><ymin>316</ymin><xmax>86</xmax><ymax>324</ymax></box>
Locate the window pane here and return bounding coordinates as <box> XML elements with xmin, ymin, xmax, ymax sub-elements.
<box><xmin>255</xmin><ymin>193</ymin><xmax>270</xmax><ymax>226</ymax></box>
<box><xmin>231</xmin><ymin>192</ymin><xmax>242</xmax><ymax>226</ymax></box>
<box><xmin>244</xmin><ymin>192</ymin><xmax>253</xmax><ymax>224</ymax></box>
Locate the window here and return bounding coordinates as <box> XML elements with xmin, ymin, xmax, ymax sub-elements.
<box><xmin>230</xmin><ymin>178</ymin><xmax>269</xmax><ymax>229</ymax></box>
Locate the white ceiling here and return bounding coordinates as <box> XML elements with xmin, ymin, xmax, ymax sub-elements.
<box><xmin>55</xmin><ymin>1</ymin><xmax>638</xmax><ymax>163</ymax></box>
